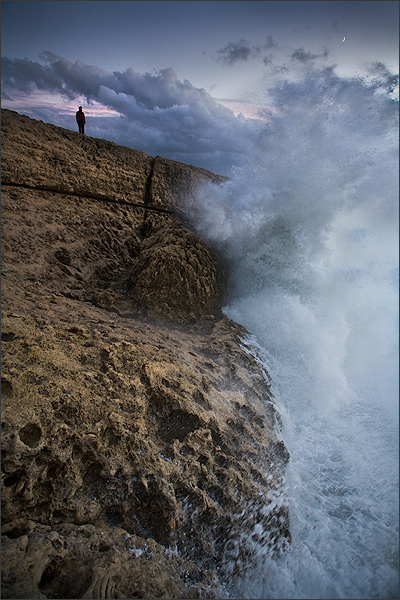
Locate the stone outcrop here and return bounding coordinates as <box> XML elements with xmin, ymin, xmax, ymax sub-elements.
<box><xmin>1</xmin><ymin>109</ymin><xmax>290</xmax><ymax>599</ymax></box>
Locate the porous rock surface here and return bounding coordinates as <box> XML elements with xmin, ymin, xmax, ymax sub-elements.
<box><xmin>1</xmin><ymin>109</ymin><xmax>290</xmax><ymax>599</ymax></box>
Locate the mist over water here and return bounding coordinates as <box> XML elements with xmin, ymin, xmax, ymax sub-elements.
<box><xmin>192</xmin><ymin>66</ymin><xmax>399</xmax><ymax>599</ymax></box>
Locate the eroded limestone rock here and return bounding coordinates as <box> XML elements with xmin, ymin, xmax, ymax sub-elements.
<box><xmin>128</xmin><ymin>222</ymin><xmax>227</xmax><ymax>321</ymax></box>
<box><xmin>1</xmin><ymin>109</ymin><xmax>290</xmax><ymax>598</ymax></box>
<box><xmin>1</xmin><ymin>520</ymin><xmax>218</xmax><ymax>599</ymax></box>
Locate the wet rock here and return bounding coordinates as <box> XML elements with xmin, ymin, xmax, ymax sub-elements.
<box><xmin>1</xmin><ymin>521</ymin><xmax>218</xmax><ymax>599</ymax></box>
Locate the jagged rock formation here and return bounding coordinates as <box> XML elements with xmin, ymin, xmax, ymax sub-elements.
<box><xmin>1</xmin><ymin>109</ymin><xmax>290</xmax><ymax>599</ymax></box>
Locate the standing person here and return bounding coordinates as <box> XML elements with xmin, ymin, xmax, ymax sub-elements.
<box><xmin>76</xmin><ymin>106</ymin><xmax>85</xmax><ymax>134</ymax></box>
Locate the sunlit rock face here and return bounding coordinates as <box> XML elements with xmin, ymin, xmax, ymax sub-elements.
<box><xmin>1</xmin><ymin>109</ymin><xmax>290</xmax><ymax>599</ymax></box>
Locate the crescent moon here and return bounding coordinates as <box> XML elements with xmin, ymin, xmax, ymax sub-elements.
<box><xmin>342</xmin><ymin>37</ymin><xmax>346</xmax><ymax>42</ymax></box>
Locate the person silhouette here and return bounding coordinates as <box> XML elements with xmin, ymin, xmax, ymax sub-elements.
<box><xmin>76</xmin><ymin>106</ymin><xmax>86</xmax><ymax>134</ymax></box>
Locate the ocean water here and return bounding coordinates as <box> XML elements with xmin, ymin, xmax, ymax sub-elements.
<box><xmin>191</xmin><ymin>66</ymin><xmax>399</xmax><ymax>599</ymax></box>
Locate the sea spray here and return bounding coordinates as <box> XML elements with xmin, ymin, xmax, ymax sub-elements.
<box><xmin>191</xmin><ymin>65</ymin><xmax>399</xmax><ymax>599</ymax></box>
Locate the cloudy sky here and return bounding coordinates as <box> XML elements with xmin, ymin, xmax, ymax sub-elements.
<box><xmin>1</xmin><ymin>1</ymin><xmax>398</xmax><ymax>174</ymax></box>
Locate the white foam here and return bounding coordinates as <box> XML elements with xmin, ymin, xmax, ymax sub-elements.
<box><xmin>193</xmin><ymin>65</ymin><xmax>399</xmax><ymax>599</ymax></box>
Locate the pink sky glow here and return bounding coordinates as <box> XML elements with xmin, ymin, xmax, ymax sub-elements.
<box><xmin>2</xmin><ymin>90</ymin><xmax>120</xmax><ymax>118</ymax></box>
<box><xmin>2</xmin><ymin>89</ymin><xmax>274</xmax><ymax>124</ymax></box>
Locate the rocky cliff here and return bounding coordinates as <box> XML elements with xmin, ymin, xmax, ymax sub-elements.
<box><xmin>1</xmin><ymin>109</ymin><xmax>290</xmax><ymax>599</ymax></box>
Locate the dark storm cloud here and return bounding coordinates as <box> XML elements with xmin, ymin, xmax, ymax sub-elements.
<box><xmin>291</xmin><ymin>47</ymin><xmax>329</xmax><ymax>64</ymax></box>
<box><xmin>1</xmin><ymin>53</ymin><xmax>262</xmax><ymax>174</ymax></box>
<box><xmin>263</xmin><ymin>35</ymin><xmax>278</xmax><ymax>50</ymax></box>
<box><xmin>1</xmin><ymin>56</ymin><xmax>62</xmax><ymax>94</ymax></box>
<box><xmin>216</xmin><ymin>35</ymin><xmax>279</xmax><ymax>66</ymax></box>
<box><xmin>262</xmin><ymin>56</ymin><xmax>273</xmax><ymax>67</ymax></box>
<box><xmin>215</xmin><ymin>36</ymin><xmax>331</xmax><ymax>70</ymax></box>
<box><xmin>216</xmin><ymin>40</ymin><xmax>257</xmax><ymax>66</ymax></box>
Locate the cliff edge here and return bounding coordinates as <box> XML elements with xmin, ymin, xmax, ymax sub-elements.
<box><xmin>1</xmin><ymin>109</ymin><xmax>290</xmax><ymax>599</ymax></box>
